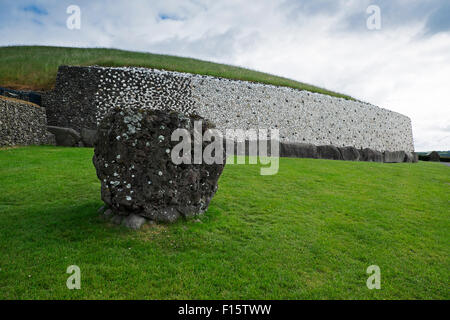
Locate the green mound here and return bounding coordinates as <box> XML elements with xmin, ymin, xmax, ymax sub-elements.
<box><xmin>0</xmin><ymin>46</ymin><xmax>353</xmax><ymax>100</ymax></box>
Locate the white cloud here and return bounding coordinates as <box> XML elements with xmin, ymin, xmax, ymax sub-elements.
<box><xmin>1</xmin><ymin>0</ymin><xmax>449</xmax><ymax>151</ymax></box>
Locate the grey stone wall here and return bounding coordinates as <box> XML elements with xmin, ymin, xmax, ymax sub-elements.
<box><xmin>43</xmin><ymin>66</ymin><xmax>102</xmax><ymax>132</ymax></box>
<box><xmin>0</xmin><ymin>96</ymin><xmax>54</xmax><ymax>147</ymax></box>
<box><xmin>43</xmin><ymin>66</ymin><xmax>414</xmax><ymax>152</ymax></box>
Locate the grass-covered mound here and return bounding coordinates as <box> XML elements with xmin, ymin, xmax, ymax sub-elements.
<box><xmin>0</xmin><ymin>46</ymin><xmax>353</xmax><ymax>100</ymax></box>
<box><xmin>0</xmin><ymin>146</ymin><xmax>448</xmax><ymax>299</ymax></box>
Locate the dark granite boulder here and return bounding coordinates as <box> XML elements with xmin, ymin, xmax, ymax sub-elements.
<box><xmin>384</xmin><ymin>151</ymin><xmax>406</xmax><ymax>163</ymax></box>
<box><xmin>93</xmin><ymin>107</ymin><xmax>226</xmax><ymax>224</ymax></box>
<box><xmin>360</xmin><ymin>148</ymin><xmax>383</xmax><ymax>162</ymax></box>
<box><xmin>317</xmin><ymin>145</ymin><xmax>343</xmax><ymax>160</ymax></box>
<box><xmin>338</xmin><ymin>146</ymin><xmax>360</xmax><ymax>161</ymax></box>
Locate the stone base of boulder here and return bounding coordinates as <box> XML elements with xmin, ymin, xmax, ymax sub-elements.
<box><xmin>100</xmin><ymin>207</ymin><xmax>164</xmax><ymax>229</ymax></box>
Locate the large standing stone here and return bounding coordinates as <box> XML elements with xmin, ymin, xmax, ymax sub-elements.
<box><xmin>93</xmin><ymin>107</ymin><xmax>226</xmax><ymax>224</ymax></box>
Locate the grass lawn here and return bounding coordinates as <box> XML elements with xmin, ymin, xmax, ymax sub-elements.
<box><xmin>0</xmin><ymin>46</ymin><xmax>353</xmax><ymax>100</ymax></box>
<box><xmin>0</xmin><ymin>146</ymin><xmax>448</xmax><ymax>299</ymax></box>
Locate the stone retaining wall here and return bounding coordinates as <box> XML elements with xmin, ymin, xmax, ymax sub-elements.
<box><xmin>43</xmin><ymin>66</ymin><xmax>415</xmax><ymax>152</ymax></box>
<box><xmin>0</xmin><ymin>96</ymin><xmax>54</xmax><ymax>147</ymax></box>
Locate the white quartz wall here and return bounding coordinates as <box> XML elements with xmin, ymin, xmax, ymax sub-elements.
<box><xmin>93</xmin><ymin>66</ymin><xmax>414</xmax><ymax>152</ymax></box>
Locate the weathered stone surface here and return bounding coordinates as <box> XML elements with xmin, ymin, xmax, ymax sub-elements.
<box><xmin>281</xmin><ymin>142</ymin><xmax>317</xmax><ymax>158</ymax></box>
<box><xmin>404</xmin><ymin>152</ymin><xmax>414</xmax><ymax>163</ymax></box>
<box><xmin>384</xmin><ymin>151</ymin><xmax>406</xmax><ymax>163</ymax></box>
<box><xmin>360</xmin><ymin>148</ymin><xmax>383</xmax><ymax>162</ymax></box>
<box><xmin>47</xmin><ymin>125</ymin><xmax>82</xmax><ymax>147</ymax></box>
<box><xmin>428</xmin><ymin>151</ymin><xmax>440</xmax><ymax>162</ymax></box>
<box><xmin>0</xmin><ymin>96</ymin><xmax>54</xmax><ymax>147</ymax></box>
<box><xmin>122</xmin><ymin>214</ymin><xmax>147</xmax><ymax>230</ymax></box>
<box><xmin>81</xmin><ymin>128</ymin><xmax>97</xmax><ymax>147</ymax></box>
<box><xmin>338</xmin><ymin>146</ymin><xmax>360</xmax><ymax>161</ymax></box>
<box><xmin>93</xmin><ymin>107</ymin><xmax>225</xmax><ymax>223</ymax></box>
<box><xmin>412</xmin><ymin>152</ymin><xmax>419</xmax><ymax>163</ymax></box>
<box><xmin>317</xmin><ymin>145</ymin><xmax>343</xmax><ymax>160</ymax></box>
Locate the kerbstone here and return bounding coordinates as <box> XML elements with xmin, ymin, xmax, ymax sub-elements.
<box><xmin>317</xmin><ymin>145</ymin><xmax>343</xmax><ymax>160</ymax></box>
<box><xmin>338</xmin><ymin>146</ymin><xmax>360</xmax><ymax>161</ymax></box>
<box><xmin>47</xmin><ymin>125</ymin><xmax>81</xmax><ymax>147</ymax></box>
<box><xmin>384</xmin><ymin>151</ymin><xmax>406</xmax><ymax>163</ymax></box>
<box><xmin>281</xmin><ymin>142</ymin><xmax>317</xmax><ymax>158</ymax></box>
<box><xmin>360</xmin><ymin>148</ymin><xmax>383</xmax><ymax>162</ymax></box>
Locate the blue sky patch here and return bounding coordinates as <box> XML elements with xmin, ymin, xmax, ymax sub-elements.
<box><xmin>23</xmin><ymin>4</ymin><xmax>48</xmax><ymax>16</ymax></box>
<box><xmin>158</xmin><ymin>13</ymin><xmax>183</xmax><ymax>21</ymax></box>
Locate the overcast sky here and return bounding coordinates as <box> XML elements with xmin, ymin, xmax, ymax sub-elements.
<box><xmin>1</xmin><ymin>0</ymin><xmax>449</xmax><ymax>151</ymax></box>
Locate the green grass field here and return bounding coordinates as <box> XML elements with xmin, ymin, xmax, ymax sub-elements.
<box><xmin>0</xmin><ymin>146</ymin><xmax>448</xmax><ymax>299</ymax></box>
<box><xmin>0</xmin><ymin>46</ymin><xmax>353</xmax><ymax>100</ymax></box>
